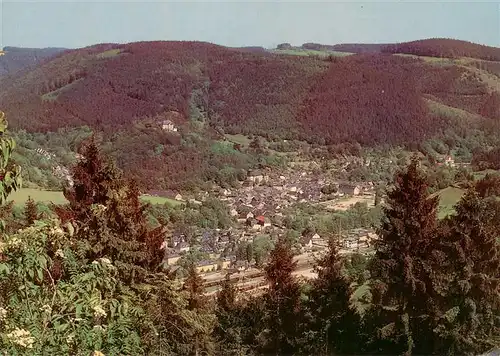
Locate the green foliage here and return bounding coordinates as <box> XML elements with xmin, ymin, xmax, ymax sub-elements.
<box><xmin>0</xmin><ymin>220</ymin><xmax>146</xmax><ymax>355</ymax></box>
<box><xmin>0</xmin><ymin>112</ymin><xmax>22</xmax><ymax>211</ymax></box>
<box><xmin>0</xmin><ymin>109</ymin><xmax>498</xmax><ymax>355</ymax></box>
<box><xmin>307</xmin><ymin>238</ymin><xmax>363</xmax><ymax>355</ymax></box>
<box><xmin>367</xmin><ymin>157</ymin><xmax>441</xmax><ymax>354</ymax></box>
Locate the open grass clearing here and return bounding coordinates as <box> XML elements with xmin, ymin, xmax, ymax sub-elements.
<box><xmin>224</xmin><ymin>134</ymin><xmax>252</xmax><ymax>147</ymax></box>
<box><xmin>41</xmin><ymin>79</ymin><xmax>83</xmax><ymax>101</ymax></box>
<box><xmin>95</xmin><ymin>49</ymin><xmax>123</xmax><ymax>59</ymax></box>
<box><xmin>430</xmin><ymin>186</ymin><xmax>466</xmax><ymax>219</ymax></box>
<box><xmin>425</xmin><ymin>98</ymin><xmax>483</xmax><ymax>124</ymax></box>
<box><xmin>9</xmin><ymin>188</ymin><xmax>184</xmax><ymax>207</ymax></box>
<box><xmin>270</xmin><ymin>48</ymin><xmax>353</xmax><ymax>57</ymax></box>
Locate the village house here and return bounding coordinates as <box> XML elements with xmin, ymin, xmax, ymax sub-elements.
<box><xmin>256</xmin><ymin>215</ymin><xmax>272</xmax><ymax>228</ymax></box>
<box><xmin>165</xmin><ymin>253</ymin><xmax>182</xmax><ymax>266</ymax></box>
<box><xmin>247</xmin><ymin>169</ymin><xmax>268</xmax><ymax>186</ymax></box>
<box><xmin>175</xmin><ymin>242</ymin><xmax>190</xmax><ymax>253</ymax></box>
<box><xmin>444</xmin><ymin>155</ymin><xmax>455</xmax><ymax>167</ymax></box>
<box><xmin>196</xmin><ymin>260</ymin><xmax>218</xmax><ymax>273</ymax></box>
<box><xmin>338</xmin><ymin>183</ymin><xmax>362</xmax><ymax>196</ymax></box>
<box><xmin>299</xmin><ymin>235</ymin><xmax>313</xmax><ymax>250</ymax></box>
<box><xmin>217</xmin><ymin>257</ymin><xmax>232</xmax><ymax>270</ymax></box>
<box><xmin>161</xmin><ymin>119</ymin><xmax>178</xmax><ymax>132</ymax></box>
<box><xmin>233</xmin><ymin>260</ymin><xmax>247</xmax><ymax>272</ymax></box>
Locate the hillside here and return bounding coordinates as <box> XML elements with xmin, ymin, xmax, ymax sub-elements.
<box><xmin>1</xmin><ymin>39</ymin><xmax>499</xmax><ymax>189</ymax></box>
<box><xmin>382</xmin><ymin>38</ymin><xmax>500</xmax><ymax>61</ymax></box>
<box><xmin>0</xmin><ymin>46</ymin><xmax>67</xmax><ymax>77</ymax></box>
<box><xmin>2</xmin><ymin>40</ymin><xmax>498</xmax><ymax>138</ymax></box>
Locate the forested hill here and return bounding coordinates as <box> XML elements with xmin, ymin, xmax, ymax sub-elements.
<box><xmin>0</xmin><ymin>46</ymin><xmax>68</xmax><ymax>77</ymax></box>
<box><xmin>1</xmin><ymin>38</ymin><xmax>499</xmax><ymax>142</ymax></box>
<box><xmin>0</xmin><ymin>38</ymin><xmax>499</xmax><ymax>189</ymax></box>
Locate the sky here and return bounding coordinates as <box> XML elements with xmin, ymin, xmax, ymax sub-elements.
<box><xmin>0</xmin><ymin>0</ymin><xmax>499</xmax><ymax>49</ymax></box>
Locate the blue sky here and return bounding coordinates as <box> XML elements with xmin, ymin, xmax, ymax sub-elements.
<box><xmin>1</xmin><ymin>1</ymin><xmax>498</xmax><ymax>49</ymax></box>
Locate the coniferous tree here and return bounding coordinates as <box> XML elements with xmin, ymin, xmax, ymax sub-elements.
<box><xmin>434</xmin><ymin>183</ymin><xmax>500</xmax><ymax>354</ymax></box>
<box><xmin>474</xmin><ymin>173</ymin><xmax>500</xmax><ymax>198</ymax></box>
<box><xmin>214</xmin><ymin>275</ymin><xmax>250</xmax><ymax>355</ymax></box>
<box><xmin>181</xmin><ymin>265</ymin><xmax>216</xmax><ymax>355</ymax></box>
<box><xmin>308</xmin><ymin>237</ymin><xmax>362</xmax><ymax>355</ymax></box>
<box><xmin>183</xmin><ymin>264</ymin><xmax>206</xmax><ymax>310</ymax></box>
<box><xmin>55</xmin><ymin>137</ymin><xmax>165</xmax><ymax>282</ymax></box>
<box><xmin>259</xmin><ymin>237</ymin><xmax>304</xmax><ymax>354</ymax></box>
<box><xmin>368</xmin><ymin>157</ymin><xmax>440</xmax><ymax>355</ymax></box>
<box><xmin>24</xmin><ymin>196</ymin><xmax>38</xmax><ymax>226</ymax></box>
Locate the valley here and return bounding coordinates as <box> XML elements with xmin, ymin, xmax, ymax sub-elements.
<box><xmin>0</xmin><ymin>36</ymin><xmax>499</xmax><ymax>355</ymax></box>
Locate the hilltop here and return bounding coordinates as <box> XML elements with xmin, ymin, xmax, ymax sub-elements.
<box><xmin>0</xmin><ymin>38</ymin><xmax>499</xmax><ymax>189</ymax></box>
<box><xmin>0</xmin><ymin>46</ymin><xmax>67</xmax><ymax>77</ymax></box>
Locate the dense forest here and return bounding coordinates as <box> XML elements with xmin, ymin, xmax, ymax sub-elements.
<box><xmin>1</xmin><ymin>39</ymin><xmax>500</xmax><ymax>190</ymax></box>
<box><xmin>0</xmin><ymin>110</ymin><xmax>498</xmax><ymax>355</ymax></box>
<box><xmin>382</xmin><ymin>38</ymin><xmax>500</xmax><ymax>61</ymax></box>
<box><xmin>0</xmin><ymin>46</ymin><xmax>67</xmax><ymax>77</ymax></box>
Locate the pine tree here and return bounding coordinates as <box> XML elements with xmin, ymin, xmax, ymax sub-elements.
<box><xmin>259</xmin><ymin>237</ymin><xmax>304</xmax><ymax>354</ymax></box>
<box><xmin>308</xmin><ymin>237</ymin><xmax>362</xmax><ymax>355</ymax></box>
<box><xmin>24</xmin><ymin>196</ymin><xmax>38</xmax><ymax>226</ymax></box>
<box><xmin>434</xmin><ymin>183</ymin><xmax>500</xmax><ymax>354</ymax></box>
<box><xmin>61</xmin><ymin>135</ymin><xmax>120</xmax><ymax>222</ymax></box>
<box><xmin>474</xmin><ymin>173</ymin><xmax>500</xmax><ymax>198</ymax></box>
<box><xmin>368</xmin><ymin>157</ymin><xmax>440</xmax><ymax>355</ymax></box>
<box><xmin>183</xmin><ymin>264</ymin><xmax>206</xmax><ymax>310</ymax></box>
<box><xmin>55</xmin><ymin>137</ymin><xmax>166</xmax><ymax>282</ymax></box>
<box><xmin>214</xmin><ymin>275</ymin><xmax>249</xmax><ymax>355</ymax></box>
<box><xmin>181</xmin><ymin>265</ymin><xmax>216</xmax><ymax>356</ymax></box>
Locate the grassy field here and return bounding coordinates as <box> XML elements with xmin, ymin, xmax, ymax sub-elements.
<box><xmin>8</xmin><ymin>188</ymin><xmax>184</xmax><ymax>207</ymax></box>
<box><xmin>9</xmin><ymin>188</ymin><xmax>67</xmax><ymax>205</ymax></box>
<box><xmin>224</xmin><ymin>134</ymin><xmax>252</xmax><ymax>148</ymax></box>
<box><xmin>141</xmin><ymin>195</ymin><xmax>184</xmax><ymax>207</ymax></box>
<box><xmin>425</xmin><ymin>98</ymin><xmax>483</xmax><ymax>124</ymax></box>
<box><xmin>270</xmin><ymin>48</ymin><xmax>353</xmax><ymax>58</ymax></box>
<box><xmin>430</xmin><ymin>186</ymin><xmax>466</xmax><ymax>219</ymax></box>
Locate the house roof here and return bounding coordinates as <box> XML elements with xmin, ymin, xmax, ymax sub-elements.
<box><xmin>248</xmin><ymin>169</ymin><xmax>263</xmax><ymax>177</ymax></box>
<box><xmin>299</xmin><ymin>236</ymin><xmax>312</xmax><ymax>245</ymax></box>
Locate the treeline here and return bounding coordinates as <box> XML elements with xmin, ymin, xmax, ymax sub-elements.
<box><xmin>0</xmin><ymin>112</ymin><xmax>498</xmax><ymax>355</ymax></box>
<box><xmin>472</xmin><ymin>146</ymin><xmax>500</xmax><ymax>170</ymax></box>
<box><xmin>382</xmin><ymin>38</ymin><xmax>500</xmax><ymax>61</ymax></box>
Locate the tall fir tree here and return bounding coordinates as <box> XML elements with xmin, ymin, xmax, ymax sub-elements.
<box><xmin>183</xmin><ymin>264</ymin><xmax>207</xmax><ymax>310</ymax></box>
<box><xmin>214</xmin><ymin>275</ymin><xmax>250</xmax><ymax>355</ymax></box>
<box><xmin>258</xmin><ymin>236</ymin><xmax>304</xmax><ymax>354</ymax></box>
<box><xmin>434</xmin><ymin>181</ymin><xmax>500</xmax><ymax>354</ymax></box>
<box><xmin>308</xmin><ymin>237</ymin><xmax>362</xmax><ymax>355</ymax></box>
<box><xmin>54</xmin><ymin>136</ymin><xmax>166</xmax><ymax>282</ymax></box>
<box><xmin>368</xmin><ymin>157</ymin><xmax>440</xmax><ymax>355</ymax></box>
<box><xmin>181</xmin><ymin>264</ymin><xmax>216</xmax><ymax>355</ymax></box>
